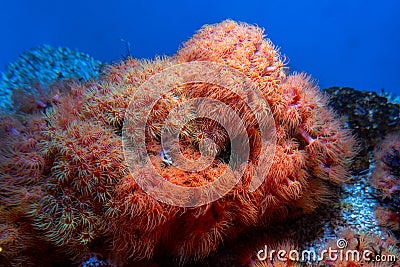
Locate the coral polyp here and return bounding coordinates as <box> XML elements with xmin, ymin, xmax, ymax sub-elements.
<box><xmin>371</xmin><ymin>132</ymin><xmax>400</xmax><ymax>200</ymax></box>
<box><xmin>0</xmin><ymin>20</ymin><xmax>356</xmax><ymax>266</ymax></box>
<box><xmin>371</xmin><ymin>133</ymin><xmax>400</xmax><ymax>239</ymax></box>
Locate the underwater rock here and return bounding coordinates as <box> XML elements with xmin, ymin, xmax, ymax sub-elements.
<box><xmin>78</xmin><ymin>253</ymin><xmax>114</xmax><ymax>267</ymax></box>
<box><xmin>323</xmin><ymin>86</ymin><xmax>400</xmax><ymax>171</ymax></box>
<box><xmin>0</xmin><ymin>45</ymin><xmax>104</xmax><ymax>112</ymax></box>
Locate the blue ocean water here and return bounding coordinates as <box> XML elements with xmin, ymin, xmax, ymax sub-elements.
<box><xmin>1</xmin><ymin>0</ymin><xmax>399</xmax><ymax>94</ymax></box>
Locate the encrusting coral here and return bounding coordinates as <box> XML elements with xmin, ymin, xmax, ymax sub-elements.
<box><xmin>0</xmin><ymin>20</ymin><xmax>356</xmax><ymax>266</ymax></box>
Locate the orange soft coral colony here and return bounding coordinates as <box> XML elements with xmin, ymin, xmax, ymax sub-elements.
<box><xmin>0</xmin><ymin>20</ymin><xmax>357</xmax><ymax>266</ymax></box>
<box><xmin>371</xmin><ymin>132</ymin><xmax>400</xmax><ymax>199</ymax></box>
<box><xmin>371</xmin><ymin>133</ymin><xmax>400</xmax><ymax>235</ymax></box>
<box><xmin>176</xmin><ymin>20</ymin><xmax>356</xmax><ymax>215</ymax></box>
<box><xmin>105</xmin><ymin>20</ymin><xmax>356</xmax><ymax>264</ymax></box>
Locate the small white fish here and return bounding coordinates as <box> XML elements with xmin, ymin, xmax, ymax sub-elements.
<box><xmin>159</xmin><ymin>149</ymin><xmax>173</xmax><ymax>165</ymax></box>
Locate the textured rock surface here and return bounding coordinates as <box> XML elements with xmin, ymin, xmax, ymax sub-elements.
<box><xmin>324</xmin><ymin>86</ymin><xmax>400</xmax><ymax>171</ymax></box>
<box><xmin>0</xmin><ymin>45</ymin><xmax>103</xmax><ymax>112</ymax></box>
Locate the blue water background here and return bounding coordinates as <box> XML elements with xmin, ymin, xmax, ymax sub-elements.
<box><xmin>1</xmin><ymin>0</ymin><xmax>399</xmax><ymax>95</ymax></box>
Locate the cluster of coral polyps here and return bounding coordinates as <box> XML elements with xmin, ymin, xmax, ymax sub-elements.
<box><xmin>318</xmin><ymin>228</ymin><xmax>399</xmax><ymax>267</ymax></box>
<box><xmin>242</xmin><ymin>228</ymin><xmax>400</xmax><ymax>267</ymax></box>
<box><xmin>0</xmin><ymin>20</ymin><xmax>355</xmax><ymax>266</ymax></box>
<box><xmin>371</xmin><ymin>133</ymin><xmax>400</xmax><ymax>199</ymax></box>
<box><xmin>371</xmin><ymin>133</ymin><xmax>400</xmax><ymax>235</ymax></box>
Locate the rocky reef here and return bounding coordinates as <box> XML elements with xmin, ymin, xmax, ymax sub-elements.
<box><xmin>323</xmin><ymin>87</ymin><xmax>400</xmax><ymax>171</ymax></box>
<box><xmin>0</xmin><ymin>45</ymin><xmax>103</xmax><ymax>113</ymax></box>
